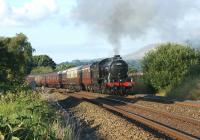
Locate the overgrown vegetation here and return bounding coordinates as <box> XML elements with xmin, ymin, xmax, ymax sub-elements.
<box><xmin>167</xmin><ymin>76</ymin><xmax>200</xmax><ymax>100</ymax></box>
<box><xmin>0</xmin><ymin>91</ymin><xmax>76</xmax><ymax>140</ymax></box>
<box><xmin>0</xmin><ymin>34</ymin><xmax>81</xmax><ymax>140</ymax></box>
<box><xmin>142</xmin><ymin>43</ymin><xmax>200</xmax><ymax>99</ymax></box>
<box><xmin>167</xmin><ymin>65</ymin><xmax>200</xmax><ymax>100</ymax></box>
<box><xmin>31</xmin><ymin>66</ymin><xmax>54</xmax><ymax>74</ymax></box>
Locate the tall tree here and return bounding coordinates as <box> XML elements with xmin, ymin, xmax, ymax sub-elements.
<box><xmin>0</xmin><ymin>33</ymin><xmax>34</xmax><ymax>84</ymax></box>
<box><xmin>32</xmin><ymin>55</ymin><xmax>56</xmax><ymax>70</ymax></box>
<box><xmin>0</xmin><ymin>40</ymin><xmax>9</xmax><ymax>82</ymax></box>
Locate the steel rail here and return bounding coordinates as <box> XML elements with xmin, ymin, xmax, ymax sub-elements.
<box><xmin>99</xmin><ymin>97</ymin><xmax>200</xmax><ymax>126</ymax></box>
<box><xmin>141</xmin><ymin>96</ymin><xmax>200</xmax><ymax>108</ymax></box>
<box><xmin>70</xmin><ymin>93</ymin><xmax>199</xmax><ymax>140</ymax></box>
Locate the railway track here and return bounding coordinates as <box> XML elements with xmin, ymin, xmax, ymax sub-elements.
<box><xmin>137</xmin><ymin>95</ymin><xmax>200</xmax><ymax>108</ymax></box>
<box><xmin>66</xmin><ymin>92</ymin><xmax>200</xmax><ymax>140</ymax></box>
<box><xmin>47</xmin><ymin>88</ymin><xmax>200</xmax><ymax>109</ymax></box>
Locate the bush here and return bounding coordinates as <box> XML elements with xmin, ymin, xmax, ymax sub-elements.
<box><xmin>0</xmin><ymin>83</ymin><xmax>30</xmax><ymax>93</ymax></box>
<box><xmin>142</xmin><ymin>43</ymin><xmax>200</xmax><ymax>91</ymax></box>
<box><xmin>167</xmin><ymin>65</ymin><xmax>200</xmax><ymax>100</ymax></box>
<box><xmin>0</xmin><ymin>91</ymin><xmax>74</xmax><ymax>140</ymax></box>
<box><xmin>167</xmin><ymin>75</ymin><xmax>200</xmax><ymax>100</ymax></box>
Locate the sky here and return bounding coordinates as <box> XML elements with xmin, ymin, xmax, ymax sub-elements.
<box><xmin>0</xmin><ymin>0</ymin><xmax>200</xmax><ymax>63</ymax></box>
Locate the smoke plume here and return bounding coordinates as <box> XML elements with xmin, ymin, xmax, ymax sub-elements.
<box><xmin>72</xmin><ymin>0</ymin><xmax>200</xmax><ymax>53</ymax></box>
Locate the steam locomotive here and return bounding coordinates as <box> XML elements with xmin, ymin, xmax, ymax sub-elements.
<box><xmin>27</xmin><ymin>55</ymin><xmax>135</xmax><ymax>95</ymax></box>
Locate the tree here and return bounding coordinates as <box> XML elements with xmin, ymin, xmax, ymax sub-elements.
<box><xmin>0</xmin><ymin>41</ymin><xmax>9</xmax><ymax>82</ymax></box>
<box><xmin>0</xmin><ymin>33</ymin><xmax>34</xmax><ymax>84</ymax></box>
<box><xmin>32</xmin><ymin>55</ymin><xmax>56</xmax><ymax>70</ymax></box>
<box><xmin>31</xmin><ymin>66</ymin><xmax>54</xmax><ymax>74</ymax></box>
<box><xmin>56</xmin><ymin>63</ymin><xmax>76</xmax><ymax>71</ymax></box>
<box><xmin>142</xmin><ymin>43</ymin><xmax>200</xmax><ymax>91</ymax></box>
<box><xmin>128</xmin><ymin>66</ymin><xmax>137</xmax><ymax>75</ymax></box>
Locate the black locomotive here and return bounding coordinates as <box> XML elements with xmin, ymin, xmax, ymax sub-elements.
<box><xmin>90</xmin><ymin>55</ymin><xmax>134</xmax><ymax>94</ymax></box>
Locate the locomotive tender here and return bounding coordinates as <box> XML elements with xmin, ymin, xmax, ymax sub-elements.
<box><xmin>27</xmin><ymin>55</ymin><xmax>135</xmax><ymax>95</ymax></box>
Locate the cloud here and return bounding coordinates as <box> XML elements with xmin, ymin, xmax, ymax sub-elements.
<box><xmin>0</xmin><ymin>0</ymin><xmax>59</xmax><ymax>26</ymax></box>
<box><xmin>0</xmin><ymin>0</ymin><xmax>9</xmax><ymax>17</ymax></box>
<box><xmin>72</xmin><ymin>0</ymin><xmax>200</xmax><ymax>52</ymax></box>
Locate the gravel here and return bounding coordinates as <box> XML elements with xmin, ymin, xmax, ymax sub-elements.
<box><xmin>64</xmin><ymin>95</ymin><xmax>172</xmax><ymax>140</ymax></box>
<box><xmin>135</xmin><ymin>100</ymin><xmax>200</xmax><ymax>120</ymax></box>
<box><xmin>82</xmin><ymin>92</ymin><xmax>200</xmax><ymax>120</ymax></box>
<box><xmin>42</xmin><ymin>91</ymin><xmax>170</xmax><ymax>140</ymax></box>
<box><xmin>70</xmin><ymin>101</ymin><xmax>169</xmax><ymax>140</ymax></box>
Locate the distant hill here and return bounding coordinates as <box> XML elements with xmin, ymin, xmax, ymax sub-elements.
<box><xmin>58</xmin><ymin>58</ymin><xmax>103</xmax><ymax>66</ymax></box>
<box><xmin>126</xmin><ymin>59</ymin><xmax>142</xmax><ymax>71</ymax></box>
<box><xmin>124</xmin><ymin>44</ymin><xmax>157</xmax><ymax>60</ymax></box>
<box><xmin>57</xmin><ymin>57</ymin><xmax>142</xmax><ymax>71</ymax></box>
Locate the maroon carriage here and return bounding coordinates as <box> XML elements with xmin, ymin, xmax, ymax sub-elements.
<box><xmin>62</xmin><ymin>66</ymin><xmax>82</xmax><ymax>91</ymax></box>
<box><xmin>34</xmin><ymin>74</ymin><xmax>46</xmax><ymax>86</ymax></box>
<box><xmin>61</xmin><ymin>70</ymin><xmax>67</xmax><ymax>88</ymax></box>
<box><xmin>45</xmin><ymin>72</ymin><xmax>62</xmax><ymax>88</ymax></box>
<box><xmin>81</xmin><ymin>65</ymin><xmax>92</xmax><ymax>91</ymax></box>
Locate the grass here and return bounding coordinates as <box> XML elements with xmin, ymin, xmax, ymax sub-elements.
<box><xmin>167</xmin><ymin>75</ymin><xmax>200</xmax><ymax>100</ymax></box>
<box><xmin>0</xmin><ymin>90</ymin><xmax>78</xmax><ymax>140</ymax></box>
<box><xmin>156</xmin><ymin>89</ymin><xmax>167</xmax><ymax>96</ymax></box>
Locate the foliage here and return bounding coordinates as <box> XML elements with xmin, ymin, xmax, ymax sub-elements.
<box><xmin>142</xmin><ymin>43</ymin><xmax>200</xmax><ymax>91</ymax></box>
<box><xmin>32</xmin><ymin>55</ymin><xmax>56</xmax><ymax>70</ymax></box>
<box><xmin>30</xmin><ymin>66</ymin><xmax>54</xmax><ymax>74</ymax></box>
<box><xmin>0</xmin><ymin>33</ymin><xmax>34</xmax><ymax>84</ymax></box>
<box><xmin>0</xmin><ymin>83</ymin><xmax>30</xmax><ymax>94</ymax></box>
<box><xmin>128</xmin><ymin>66</ymin><xmax>137</xmax><ymax>74</ymax></box>
<box><xmin>56</xmin><ymin>64</ymin><xmax>76</xmax><ymax>71</ymax></box>
<box><xmin>0</xmin><ymin>91</ymin><xmax>75</xmax><ymax>140</ymax></box>
<box><xmin>0</xmin><ymin>43</ymin><xmax>9</xmax><ymax>83</ymax></box>
<box><xmin>167</xmin><ymin>65</ymin><xmax>200</xmax><ymax>100</ymax></box>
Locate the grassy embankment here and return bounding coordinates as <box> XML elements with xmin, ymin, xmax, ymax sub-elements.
<box><xmin>132</xmin><ymin>75</ymin><xmax>200</xmax><ymax>100</ymax></box>
<box><xmin>166</xmin><ymin>76</ymin><xmax>200</xmax><ymax>100</ymax></box>
<box><xmin>0</xmin><ymin>90</ymin><xmax>77</xmax><ymax>140</ymax></box>
<box><xmin>156</xmin><ymin>75</ymin><xmax>200</xmax><ymax>100</ymax></box>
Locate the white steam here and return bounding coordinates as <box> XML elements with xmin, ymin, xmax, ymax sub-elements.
<box><xmin>72</xmin><ymin>0</ymin><xmax>200</xmax><ymax>53</ymax></box>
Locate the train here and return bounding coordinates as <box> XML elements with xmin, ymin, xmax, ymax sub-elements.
<box><xmin>27</xmin><ymin>55</ymin><xmax>135</xmax><ymax>95</ymax></box>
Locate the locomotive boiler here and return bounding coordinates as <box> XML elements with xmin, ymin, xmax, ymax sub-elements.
<box><xmin>109</xmin><ymin>55</ymin><xmax>128</xmax><ymax>82</ymax></box>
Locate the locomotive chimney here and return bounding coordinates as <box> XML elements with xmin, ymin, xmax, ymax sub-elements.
<box><xmin>114</xmin><ymin>55</ymin><xmax>120</xmax><ymax>58</ymax></box>
<box><xmin>113</xmin><ymin>55</ymin><xmax>121</xmax><ymax>60</ymax></box>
